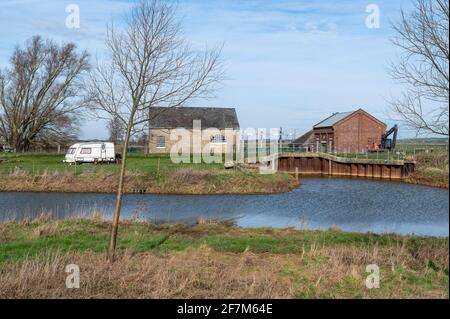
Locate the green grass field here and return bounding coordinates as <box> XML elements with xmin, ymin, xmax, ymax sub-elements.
<box><xmin>1</xmin><ymin>218</ymin><xmax>447</xmax><ymax>264</ymax></box>
<box><xmin>1</xmin><ymin>142</ymin><xmax>448</xmax><ymax>174</ymax></box>
<box><xmin>396</xmin><ymin>143</ymin><xmax>449</xmax><ymax>154</ymax></box>
<box><xmin>0</xmin><ymin>153</ymin><xmax>223</xmax><ymax>174</ymax></box>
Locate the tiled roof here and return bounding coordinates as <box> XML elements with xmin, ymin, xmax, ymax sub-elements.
<box><xmin>149</xmin><ymin>107</ymin><xmax>240</xmax><ymax>129</ymax></box>
<box><xmin>313</xmin><ymin>111</ymin><xmax>355</xmax><ymax>128</ymax></box>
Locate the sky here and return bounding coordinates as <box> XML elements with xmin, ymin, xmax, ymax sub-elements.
<box><xmin>0</xmin><ymin>0</ymin><xmax>417</xmax><ymax>139</ymax></box>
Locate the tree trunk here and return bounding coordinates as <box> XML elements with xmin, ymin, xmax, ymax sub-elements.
<box><xmin>108</xmin><ymin>113</ymin><xmax>135</xmax><ymax>262</ymax></box>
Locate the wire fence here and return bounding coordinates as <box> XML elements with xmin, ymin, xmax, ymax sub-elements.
<box><xmin>1</xmin><ymin>141</ymin><xmax>448</xmax><ymax>172</ymax></box>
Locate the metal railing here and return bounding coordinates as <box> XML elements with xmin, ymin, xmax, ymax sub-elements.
<box><xmin>240</xmin><ymin>142</ymin><xmax>449</xmax><ymax>162</ymax></box>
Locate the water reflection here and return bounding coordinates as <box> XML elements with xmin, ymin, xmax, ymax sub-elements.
<box><xmin>0</xmin><ymin>177</ymin><xmax>448</xmax><ymax>236</ymax></box>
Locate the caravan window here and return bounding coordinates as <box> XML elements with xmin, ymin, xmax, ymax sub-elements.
<box><xmin>80</xmin><ymin>148</ymin><xmax>92</xmax><ymax>154</ymax></box>
<box><xmin>67</xmin><ymin>148</ymin><xmax>76</xmax><ymax>154</ymax></box>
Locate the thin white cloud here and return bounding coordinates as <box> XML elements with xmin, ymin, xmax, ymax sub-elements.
<box><xmin>0</xmin><ymin>0</ymin><xmax>416</xmax><ymax>138</ymax></box>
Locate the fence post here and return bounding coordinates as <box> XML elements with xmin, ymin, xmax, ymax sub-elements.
<box><xmin>157</xmin><ymin>157</ymin><xmax>160</xmax><ymax>177</ymax></box>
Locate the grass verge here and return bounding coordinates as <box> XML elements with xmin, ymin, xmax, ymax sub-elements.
<box><xmin>0</xmin><ymin>218</ymin><xmax>448</xmax><ymax>298</ymax></box>
<box><xmin>0</xmin><ymin>154</ymin><xmax>299</xmax><ymax>194</ymax></box>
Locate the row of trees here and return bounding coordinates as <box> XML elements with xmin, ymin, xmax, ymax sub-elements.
<box><xmin>0</xmin><ymin>0</ymin><xmax>447</xmax><ymax>260</ymax></box>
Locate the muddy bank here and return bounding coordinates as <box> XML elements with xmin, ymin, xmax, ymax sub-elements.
<box><xmin>403</xmin><ymin>176</ymin><xmax>449</xmax><ymax>189</ymax></box>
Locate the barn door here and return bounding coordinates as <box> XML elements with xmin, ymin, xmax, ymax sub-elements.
<box><xmin>321</xmin><ymin>142</ymin><xmax>327</xmax><ymax>153</ymax></box>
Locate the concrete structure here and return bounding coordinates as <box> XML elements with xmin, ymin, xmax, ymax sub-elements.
<box><xmin>310</xmin><ymin>109</ymin><xmax>386</xmax><ymax>153</ymax></box>
<box><xmin>148</xmin><ymin>107</ymin><xmax>240</xmax><ymax>154</ymax></box>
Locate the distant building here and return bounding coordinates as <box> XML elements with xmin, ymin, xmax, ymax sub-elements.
<box><xmin>148</xmin><ymin>107</ymin><xmax>240</xmax><ymax>154</ymax></box>
<box><xmin>289</xmin><ymin>129</ymin><xmax>315</xmax><ymax>151</ymax></box>
<box><xmin>293</xmin><ymin>109</ymin><xmax>386</xmax><ymax>153</ymax></box>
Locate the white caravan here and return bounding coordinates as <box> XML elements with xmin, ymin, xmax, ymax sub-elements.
<box><xmin>64</xmin><ymin>142</ymin><xmax>116</xmax><ymax>164</ymax></box>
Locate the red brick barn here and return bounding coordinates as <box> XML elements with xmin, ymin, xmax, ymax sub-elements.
<box><xmin>313</xmin><ymin>109</ymin><xmax>387</xmax><ymax>153</ymax></box>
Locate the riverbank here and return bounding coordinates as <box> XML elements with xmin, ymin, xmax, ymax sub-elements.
<box><xmin>0</xmin><ymin>217</ymin><xmax>448</xmax><ymax>298</ymax></box>
<box><xmin>0</xmin><ymin>168</ymin><xmax>299</xmax><ymax>194</ymax></box>
<box><xmin>403</xmin><ymin>153</ymin><xmax>449</xmax><ymax>189</ymax></box>
<box><xmin>0</xmin><ymin>152</ymin><xmax>447</xmax><ymax>193</ymax></box>
<box><xmin>0</xmin><ymin>154</ymin><xmax>299</xmax><ymax>194</ymax></box>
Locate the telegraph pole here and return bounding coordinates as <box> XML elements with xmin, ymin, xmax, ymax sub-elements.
<box><xmin>279</xmin><ymin>127</ymin><xmax>282</xmax><ymax>152</ymax></box>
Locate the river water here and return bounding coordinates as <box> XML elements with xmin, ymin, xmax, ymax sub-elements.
<box><xmin>0</xmin><ymin>177</ymin><xmax>448</xmax><ymax>236</ymax></box>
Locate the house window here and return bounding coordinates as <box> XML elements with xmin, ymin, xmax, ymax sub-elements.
<box><xmin>80</xmin><ymin>148</ymin><xmax>92</xmax><ymax>154</ymax></box>
<box><xmin>156</xmin><ymin>136</ymin><xmax>165</xmax><ymax>148</ymax></box>
<box><xmin>210</xmin><ymin>134</ymin><xmax>226</xmax><ymax>144</ymax></box>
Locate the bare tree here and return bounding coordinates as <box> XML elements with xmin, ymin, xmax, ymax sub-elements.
<box><xmin>0</xmin><ymin>36</ymin><xmax>90</xmax><ymax>151</ymax></box>
<box><xmin>87</xmin><ymin>0</ymin><xmax>223</xmax><ymax>261</ymax></box>
<box><xmin>108</xmin><ymin>115</ymin><xmax>125</xmax><ymax>144</ymax></box>
<box><xmin>389</xmin><ymin>0</ymin><xmax>449</xmax><ymax>136</ymax></box>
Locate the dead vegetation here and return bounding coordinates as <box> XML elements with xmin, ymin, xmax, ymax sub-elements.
<box><xmin>0</xmin><ymin>168</ymin><xmax>299</xmax><ymax>194</ymax></box>
<box><xmin>0</xmin><ymin>247</ymin><xmax>292</xmax><ymax>298</ymax></box>
<box><xmin>172</xmin><ymin>168</ymin><xmax>211</xmax><ymax>184</ymax></box>
<box><xmin>405</xmin><ymin>153</ymin><xmax>449</xmax><ymax>188</ymax></box>
<box><xmin>0</xmin><ymin>243</ymin><xmax>447</xmax><ymax>299</ymax></box>
<box><xmin>0</xmin><ymin>219</ymin><xmax>448</xmax><ymax>298</ymax></box>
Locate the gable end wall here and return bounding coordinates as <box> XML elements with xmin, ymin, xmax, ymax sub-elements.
<box><xmin>333</xmin><ymin>112</ymin><xmax>386</xmax><ymax>153</ymax></box>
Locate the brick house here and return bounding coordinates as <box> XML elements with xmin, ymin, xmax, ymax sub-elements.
<box><xmin>148</xmin><ymin>107</ymin><xmax>240</xmax><ymax>154</ymax></box>
<box><xmin>311</xmin><ymin>109</ymin><xmax>386</xmax><ymax>153</ymax></box>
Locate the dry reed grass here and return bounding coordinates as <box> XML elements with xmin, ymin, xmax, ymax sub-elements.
<box><xmin>172</xmin><ymin>168</ymin><xmax>211</xmax><ymax>183</ymax></box>
<box><xmin>0</xmin><ymin>247</ymin><xmax>293</xmax><ymax>298</ymax></box>
<box><xmin>0</xmin><ymin>167</ymin><xmax>298</xmax><ymax>194</ymax></box>
<box><xmin>405</xmin><ymin>152</ymin><xmax>449</xmax><ymax>188</ymax></box>
<box><xmin>0</xmin><ymin>240</ymin><xmax>447</xmax><ymax>299</ymax></box>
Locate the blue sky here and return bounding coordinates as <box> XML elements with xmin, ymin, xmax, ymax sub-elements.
<box><xmin>0</xmin><ymin>0</ymin><xmax>415</xmax><ymax>139</ymax></box>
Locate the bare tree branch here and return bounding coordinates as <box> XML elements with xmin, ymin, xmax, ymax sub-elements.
<box><xmin>389</xmin><ymin>0</ymin><xmax>449</xmax><ymax>136</ymax></box>
<box><xmin>0</xmin><ymin>36</ymin><xmax>90</xmax><ymax>150</ymax></box>
<box><xmin>86</xmin><ymin>0</ymin><xmax>224</xmax><ymax>262</ymax></box>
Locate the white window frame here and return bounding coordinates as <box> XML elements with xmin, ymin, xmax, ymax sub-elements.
<box><xmin>210</xmin><ymin>134</ymin><xmax>226</xmax><ymax>144</ymax></box>
<box><xmin>156</xmin><ymin>136</ymin><xmax>166</xmax><ymax>149</ymax></box>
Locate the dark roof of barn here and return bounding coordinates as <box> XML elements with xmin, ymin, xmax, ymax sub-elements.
<box><xmin>291</xmin><ymin>130</ymin><xmax>315</xmax><ymax>144</ymax></box>
<box><xmin>313</xmin><ymin>109</ymin><xmax>386</xmax><ymax>129</ymax></box>
<box><xmin>149</xmin><ymin>107</ymin><xmax>240</xmax><ymax>129</ymax></box>
<box><xmin>313</xmin><ymin>111</ymin><xmax>355</xmax><ymax>128</ymax></box>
